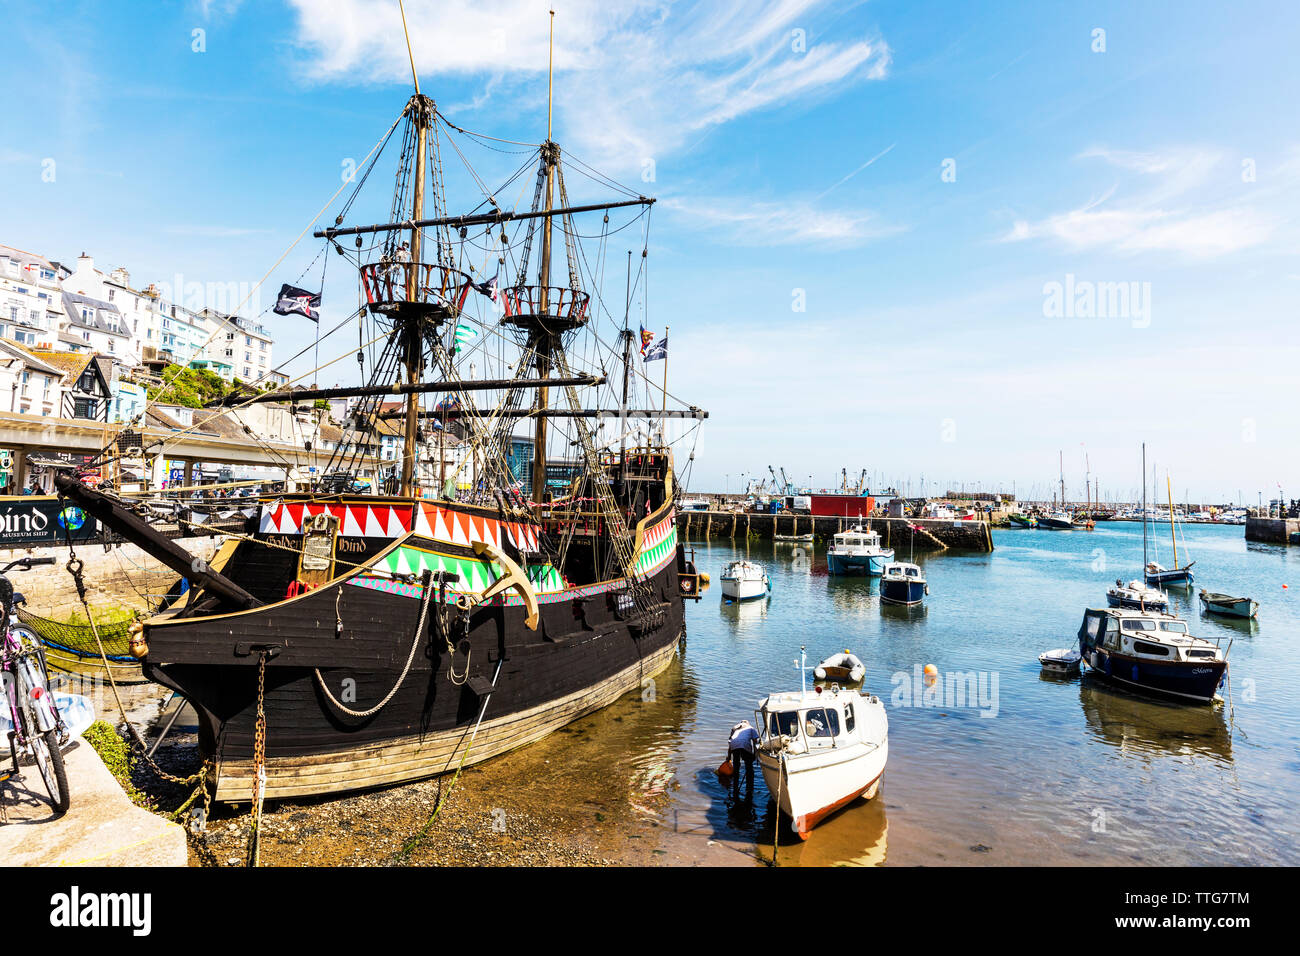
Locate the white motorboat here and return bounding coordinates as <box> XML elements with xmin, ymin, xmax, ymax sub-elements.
<box><xmin>814</xmin><ymin>649</ymin><xmax>865</xmax><ymax>684</ymax></box>
<box><xmin>1038</xmin><ymin>647</ymin><xmax>1081</xmax><ymax>674</ymax></box>
<box><xmin>719</xmin><ymin>560</ymin><xmax>769</xmax><ymax>602</ymax></box>
<box><xmin>755</xmin><ymin>648</ymin><xmax>888</xmax><ymax>839</ymax></box>
<box><xmin>1106</xmin><ymin>578</ymin><xmax>1169</xmax><ymax>612</ymax></box>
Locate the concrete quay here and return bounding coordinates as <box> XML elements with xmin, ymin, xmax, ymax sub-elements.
<box><xmin>0</xmin><ymin>739</ymin><xmax>187</xmax><ymax>866</ymax></box>
<box><xmin>677</xmin><ymin>510</ymin><xmax>993</xmax><ymax>552</ymax></box>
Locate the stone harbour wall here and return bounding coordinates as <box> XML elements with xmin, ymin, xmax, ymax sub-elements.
<box><xmin>0</xmin><ymin>536</ymin><xmax>226</xmax><ymax>622</ymax></box>
<box><xmin>677</xmin><ymin>511</ymin><xmax>993</xmax><ymax>552</ymax></box>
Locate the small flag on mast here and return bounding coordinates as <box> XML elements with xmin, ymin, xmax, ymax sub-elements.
<box><xmin>452</xmin><ymin>321</ymin><xmax>479</xmax><ymax>354</ymax></box>
<box><xmin>639</xmin><ymin>324</ymin><xmax>655</xmax><ymax>357</ymax></box>
<box><xmin>643</xmin><ymin>333</ymin><xmax>667</xmax><ymax>362</ymax></box>
<box><xmin>272</xmin><ymin>284</ymin><xmax>321</xmax><ymax>322</ymax></box>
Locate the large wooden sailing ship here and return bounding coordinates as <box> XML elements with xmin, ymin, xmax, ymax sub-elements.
<box><xmin>54</xmin><ymin>42</ymin><xmax>707</xmax><ymax>801</ymax></box>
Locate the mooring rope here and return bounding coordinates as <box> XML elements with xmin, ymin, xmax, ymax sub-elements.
<box><xmin>313</xmin><ymin>569</ymin><xmax>433</xmax><ymax>719</ymax></box>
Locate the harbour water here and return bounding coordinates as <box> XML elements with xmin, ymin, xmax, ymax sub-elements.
<box><xmin>481</xmin><ymin>520</ymin><xmax>1299</xmax><ymax>866</ymax></box>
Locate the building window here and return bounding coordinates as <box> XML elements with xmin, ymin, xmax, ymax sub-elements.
<box><xmin>108</xmin><ymin>289</ymin><xmax>114</xmax><ymax>300</ymax></box>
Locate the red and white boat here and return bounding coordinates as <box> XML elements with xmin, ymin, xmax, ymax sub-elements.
<box><xmin>755</xmin><ymin>649</ymin><xmax>888</xmax><ymax>839</ymax></box>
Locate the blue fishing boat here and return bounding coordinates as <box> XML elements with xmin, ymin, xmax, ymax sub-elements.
<box><xmin>826</xmin><ymin>526</ymin><xmax>893</xmax><ymax>576</ymax></box>
<box><xmin>880</xmin><ymin>561</ymin><xmax>927</xmax><ymax>606</ymax></box>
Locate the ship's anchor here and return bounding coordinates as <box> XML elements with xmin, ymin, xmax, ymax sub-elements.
<box><xmin>452</xmin><ymin>539</ymin><xmax>540</xmax><ymax>631</ymax></box>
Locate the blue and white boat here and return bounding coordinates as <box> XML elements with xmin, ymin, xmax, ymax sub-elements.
<box><xmin>826</xmin><ymin>526</ymin><xmax>894</xmax><ymax>576</ymax></box>
<box><xmin>879</xmin><ymin>561</ymin><xmax>927</xmax><ymax>606</ymax></box>
<box><xmin>1077</xmin><ymin>607</ymin><xmax>1228</xmax><ymax>704</ymax></box>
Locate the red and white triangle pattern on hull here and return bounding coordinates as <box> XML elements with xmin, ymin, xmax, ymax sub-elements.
<box><xmin>258</xmin><ymin>500</ymin><xmax>541</xmax><ymax>552</ymax></box>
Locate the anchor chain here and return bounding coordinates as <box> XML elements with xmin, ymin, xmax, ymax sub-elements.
<box><xmin>247</xmin><ymin>650</ymin><xmax>268</xmax><ymax>867</ymax></box>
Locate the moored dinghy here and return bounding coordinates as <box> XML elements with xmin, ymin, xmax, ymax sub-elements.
<box><xmin>814</xmin><ymin>649</ymin><xmax>865</xmax><ymax>684</ymax></box>
<box><xmin>1198</xmin><ymin>590</ymin><xmax>1258</xmax><ymax>619</ymax></box>
<box><xmin>756</xmin><ymin>647</ymin><xmax>888</xmax><ymax>839</ymax></box>
<box><xmin>1038</xmin><ymin>647</ymin><xmax>1081</xmax><ymax>674</ymax></box>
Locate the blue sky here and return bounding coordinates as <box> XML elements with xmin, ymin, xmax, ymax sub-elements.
<box><xmin>2</xmin><ymin>0</ymin><xmax>1297</xmax><ymax>504</ymax></box>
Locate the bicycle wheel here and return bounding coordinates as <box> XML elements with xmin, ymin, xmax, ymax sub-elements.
<box><xmin>29</xmin><ymin>728</ymin><xmax>69</xmax><ymax>813</ymax></box>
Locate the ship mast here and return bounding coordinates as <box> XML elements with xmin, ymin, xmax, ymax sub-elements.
<box><xmin>402</xmin><ymin>95</ymin><xmax>431</xmax><ymax>495</ymax></box>
<box><xmin>532</xmin><ymin>9</ymin><xmax>557</xmax><ymax>502</ymax></box>
<box><xmin>400</xmin><ymin>0</ymin><xmax>428</xmax><ymax>496</ymax></box>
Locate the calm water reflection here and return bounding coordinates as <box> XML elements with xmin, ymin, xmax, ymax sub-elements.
<box><xmin>486</xmin><ymin>522</ymin><xmax>1298</xmax><ymax>865</ymax></box>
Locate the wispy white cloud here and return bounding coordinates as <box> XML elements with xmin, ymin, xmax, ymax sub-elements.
<box><xmin>662</xmin><ymin>195</ymin><xmax>901</xmax><ymax>247</ymax></box>
<box><xmin>285</xmin><ymin>0</ymin><xmax>890</xmax><ymax>169</ymax></box>
<box><xmin>1001</xmin><ymin>146</ymin><xmax>1278</xmax><ymax>258</ymax></box>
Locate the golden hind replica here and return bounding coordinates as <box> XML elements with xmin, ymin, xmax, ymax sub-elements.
<box><xmin>55</xmin><ymin>13</ymin><xmax>708</xmax><ymax>803</ymax></box>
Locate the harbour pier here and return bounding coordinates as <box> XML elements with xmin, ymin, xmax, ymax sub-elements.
<box><xmin>677</xmin><ymin>510</ymin><xmax>993</xmax><ymax>552</ymax></box>
<box><xmin>1245</xmin><ymin>516</ymin><xmax>1300</xmax><ymax>545</ymax></box>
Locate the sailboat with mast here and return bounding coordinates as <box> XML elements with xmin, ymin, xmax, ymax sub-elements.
<box><xmin>1038</xmin><ymin>451</ymin><xmax>1075</xmax><ymax>530</ymax></box>
<box><xmin>1146</xmin><ymin>471</ymin><xmax>1195</xmax><ymax>586</ymax></box>
<box><xmin>52</xmin><ymin>13</ymin><xmax>708</xmax><ymax>802</ymax></box>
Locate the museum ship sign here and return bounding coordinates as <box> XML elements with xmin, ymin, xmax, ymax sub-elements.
<box><xmin>0</xmin><ymin>498</ymin><xmax>98</xmax><ymax>547</ymax></box>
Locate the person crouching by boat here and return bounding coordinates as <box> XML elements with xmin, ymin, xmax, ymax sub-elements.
<box><xmin>727</xmin><ymin>720</ymin><xmax>760</xmax><ymax>801</ymax></box>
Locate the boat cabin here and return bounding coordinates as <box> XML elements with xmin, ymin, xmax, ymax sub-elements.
<box><xmin>758</xmin><ymin>689</ymin><xmax>864</xmax><ymax>754</ymax></box>
<box><xmin>1079</xmin><ymin>608</ymin><xmax>1225</xmax><ymax>663</ymax></box>
<box><xmin>830</xmin><ymin>528</ymin><xmax>882</xmax><ymax>551</ymax></box>
<box><xmin>882</xmin><ymin>562</ymin><xmax>923</xmax><ymax>581</ymax></box>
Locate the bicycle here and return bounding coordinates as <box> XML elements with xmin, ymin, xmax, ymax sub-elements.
<box><xmin>0</xmin><ymin>555</ymin><xmax>69</xmax><ymax>814</ymax></box>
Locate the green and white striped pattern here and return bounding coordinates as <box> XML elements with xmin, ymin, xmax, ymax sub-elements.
<box><xmin>633</xmin><ymin>513</ymin><xmax>678</xmax><ymax>577</ymax></box>
<box><xmin>378</xmin><ymin>545</ymin><xmax>564</xmax><ymax>595</ymax></box>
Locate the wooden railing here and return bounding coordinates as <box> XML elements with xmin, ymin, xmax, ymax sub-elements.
<box><xmin>359</xmin><ymin>261</ymin><xmax>472</xmax><ymax>309</ymax></box>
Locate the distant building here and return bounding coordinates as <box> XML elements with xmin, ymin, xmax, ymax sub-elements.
<box><xmin>111</xmin><ymin>379</ymin><xmax>148</xmax><ymax>424</ymax></box>
<box><xmin>61</xmin><ymin>254</ymin><xmax>144</xmax><ymax>366</ymax></box>
<box><xmin>197</xmin><ymin>309</ymin><xmax>274</xmax><ymax>384</ymax></box>
<box><xmin>59</xmin><ymin>290</ymin><xmax>131</xmax><ymax>362</ymax></box>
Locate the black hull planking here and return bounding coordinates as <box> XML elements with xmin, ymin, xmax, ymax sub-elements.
<box><xmin>144</xmin><ymin>538</ymin><xmax>688</xmax><ymax>801</ymax></box>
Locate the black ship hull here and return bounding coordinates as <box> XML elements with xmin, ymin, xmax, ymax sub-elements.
<box><xmin>138</xmin><ymin>497</ymin><xmax>690</xmax><ymax>801</ymax></box>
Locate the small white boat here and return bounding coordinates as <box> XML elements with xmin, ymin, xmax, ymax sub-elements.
<box><xmin>1106</xmin><ymin>578</ymin><xmax>1169</xmax><ymax>612</ymax></box>
<box><xmin>814</xmin><ymin>649</ymin><xmax>865</xmax><ymax>684</ymax></box>
<box><xmin>720</xmin><ymin>560</ymin><xmax>769</xmax><ymax>602</ymax></box>
<box><xmin>756</xmin><ymin>648</ymin><xmax>888</xmax><ymax>839</ymax></box>
<box><xmin>1038</xmin><ymin>647</ymin><xmax>1081</xmax><ymax>674</ymax></box>
<box><xmin>773</xmin><ymin>532</ymin><xmax>814</xmax><ymax>543</ymax></box>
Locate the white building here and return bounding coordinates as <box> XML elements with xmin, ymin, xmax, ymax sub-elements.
<box><xmin>0</xmin><ymin>243</ymin><xmax>63</xmax><ymax>349</ymax></box>
<box><xmin>61</xmin><ymin>254</ymin><xmax>144</xmax><ymax>367</ymax></box>
<box><xmin>0</xmin><ymin>339</ymin><xmax>64</xmax><ymax>416</ymax></box>
<box><xmin>196</xmin><ymin>309</ymin><xmax>274</xmax><ymax>384</ymax></box>
<box><xmin>59</xmin><ymin>290</ymin><xmax>132</xmax><ymax>362</ymax></box>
